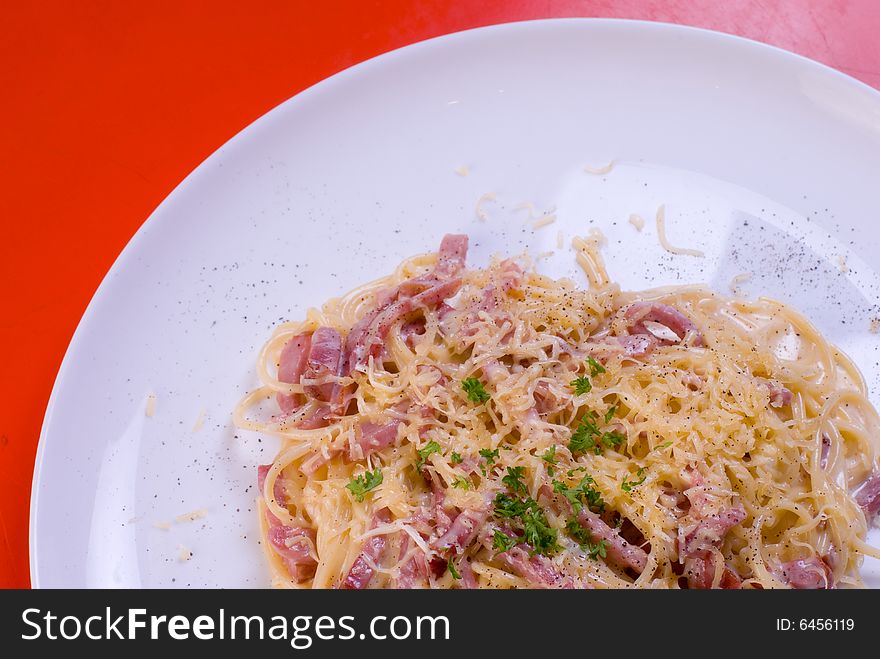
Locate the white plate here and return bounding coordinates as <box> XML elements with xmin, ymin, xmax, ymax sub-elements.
<box><xmin>31</xmin><ymin>19</ymin><xmax>880</xmax><ymax>587</ymax></box>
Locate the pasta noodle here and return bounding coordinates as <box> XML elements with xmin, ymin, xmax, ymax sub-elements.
<box><xmin>655</xmin><ymin>205</ymin><xmax>705</xmax><ymax>257</ymax></box>
<box><xmin>236</xmin><ymin>233</ymin><xmax>880</xmax><ymax>589</ymax></box>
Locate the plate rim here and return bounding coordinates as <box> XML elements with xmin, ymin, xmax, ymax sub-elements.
<box><xmin>29</xmin><ymin>16</ymin><xmax>880</xmax><ymax>587</ymax></box>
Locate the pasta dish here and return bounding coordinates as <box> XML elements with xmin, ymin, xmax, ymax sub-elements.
<box><xmin>235</xmin><ymin>233</ymin><xmax>880</xmax><ymax>588</ymax></box>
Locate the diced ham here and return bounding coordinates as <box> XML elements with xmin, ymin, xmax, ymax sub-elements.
<box><xmin>400</xmin><ymin>318</ymin><xmax>427</xmax><ymax>349</ymax></box>
<box><xmin>533</xmin><ymin>380</ymin><xmax>570</xmax><ymax>415</ymax></box>
<box><xmin>276</xmin><ymin>326</ymin><xmax>349</xmax><ymax>419</ymax></box>
<box><xmin>677</xmin><ymin>470</ymin><xmax>747</xmax><ymax>589</ymax></box>
<box><xmin>496</xmin><ymin>546</ymin><xmax>577</xmax><ymax>589</ymax></box>
<box><xmin>576</xmin><ymin>508</ymin><xmax>649</xmax><ymax>574</ymax></box>
<box><xmin>680</xmin><ymin>502</ymin><xmax>747</xmax><ymax>556</ymax></box>
<box><xmin>432</xmin><ymin>507</ymin><xmax>488</xmax><ymax>554</ymax></box>
<box><xmin>779</xmin><ymin>557</ymin><xmax>833</xmax><ymax>589</ymax></box>
<box><xmin>855</xmin><ymin>472</ymin><xmax>880</xmax><ymax>523</ymax></box>
<box><xmin>276</xmin><ymin>333</ymin><xmax>311</xmax><ymax>413</ymax></box>
<box><xmin>434</xmin><ymin>233</ymin><xmax>469</xmax><ymax>279</ymax></box>
<box><xmin>760</xmin><ymin>378</ymin><xmax>793</xmax><ymax>408</ymax></box>
<box><xmin>684</xmin><ymin>553</ymin><xmax>742</xmax><ymax>589</ymax></box>
<box><xmin>430</xmin><ymin>479</ymin><xmax>455</xmax><ymax>538</ymax></box>
<box><xmin>257</xmin><ymin>464</ymin><xmax>318</xmax><ymax>583</ymax></box>
<box><xmin>303</xmin><ymin>327</ymin><xmax>345</xmax><ymax>403</ymax></box>
<box><xmin>351</xmin><ymin>419</ymin><xmax>401</xmax><ymax>460</ymax></box>
<box><xmin>295</xmin><ymin>404</ymin><xmax>332</xmax><ymax>430</ymax></box>
<box><xmin>457</xmin><ymin>558</ymin><xmax>478</xmax><ymax>589</ymax></box>
<box><xmin>345</xmin><ymin>235</ymin><xmax>468</xmax><ymax>374</ymax></box>
<box><xmin>339</xmin><ymin>509</ymin><xmax>392</xmax><ymax>589</ymax></box>
<box><xmin>623</xmin><ymin>301</ymin><xmax>704</xmax><ymax>347</ymax></box>
<box><xmin>497</xmin><ymin>259</ymin><xmax>524</xmax><ymax>293</ymax></box>
<box><xmin>268</xmin><ymin>525</ymin><xmax>318</xmax><ymax>582</ymax></box>
<box><xmin>257</xmin><ymin>463</ymin><xmax>286</xmax><ymax>511</ymax></box>
<box><xmin>395</xmin><ymin>535</ymin><xmax>429</xmax><ymax>589</ymax></box>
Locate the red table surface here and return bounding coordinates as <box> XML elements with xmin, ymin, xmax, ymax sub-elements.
<box><xmin>3</xmin><ymin>1</ymin><xmax>880</xmax><ymax>588</ymax></box>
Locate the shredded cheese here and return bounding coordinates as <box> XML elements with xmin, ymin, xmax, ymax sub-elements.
<box><xmin>145</xmin><ymin>393</ymin><xmax>157</xmax><ymax>418</ymax></box>
<box><xmin>175</xmin><ymin>509</ymin><xmax>208</xmax><ymax>524</ymax></box>
<box><xmin>475</xmin><ymin>192</ymin><xmax>497</xmax><ymax>221</ymax></box>
<box><xmin>584</xmin><ymin>160</ymin><xmax>616</xmax><ymax>175</ymax></box>
<box><xmin>628</xmin><ymin>213</ymin><xmax>645</xmax><ymax>231</ymax></box>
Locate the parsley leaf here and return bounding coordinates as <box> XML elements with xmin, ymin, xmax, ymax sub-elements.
<box><xmin>462</xmin><ymin>377</ymin><xmax>490</xmax><ymax>404</ymax></box>
<box><xmin>601</xmin><ymin>430</ymin><xmax>626</xmax><ymax>449</ymax></box>
<box><xmin>450</xmin><ymin>452</ymin><xmax>463</xmax><ymax>464</ymax></box>
<box><xmin>541</xmin><ymin>445</ymin><xmax>558</xmax><ymax>474</ymax></box>
<box><xmin>570</xmin><ymin>376</ymin><xmax>592</xmax><ymax>395</ymax></box>
<box><xmin>565</xmin><ymin>518</ymin><xmax>608</xmax><ymax>559</ymax></box>
<box><xmin>452</xmin><ymin>476</ymin><xmax>470</xmax><ymax>490</ymax></box>
<box><xmin>447</xmin><ymin>561</ymin><xmax>461</xmax><ymax>580</ymax></box>
<box><xmin>587</xmin><ymin>356</ymin><xmax>606</xmax><ymax>377</ymax></box>
<box><xmin>604</xmin><ymin>404</ymin><xmax>618</xmax><ymax>424</ymax></box>
<box><xmin>552</xmin><ymin>475</ymin><xmax>605</xmax><ymax>513</ymax></box>
<box><xmin>502</xmin><ymin>466</ymin><xmax>527</xmax><ymax>494</ymax></box>
<box><xmin>345</xmin><ymin>469</ymin><xmax>383</xmax><ymax>502</ymax></box>
<box><xmin>416</xmin><ymin>441</ymin><xmax>441</xmax><ymax>470</ymax></box>
<box><xmin>492</xmin><ymin>494</ymin><xmax>558</xmax><ymax>556</ymax></box>
<box><xmin>652</xmin><ymin>441</ymin><xmax>673</xmax><ymax>453</ymax></box>
<box><xmin>521</xmin><ymin>506</ymin><xmax>559</xmax><ymax>555</ymax></box>
<box><xmin>493</xmin><ymin>530</ymin><xmax>517</xmax><ymax>553</ymax></box>
<box><xmin>493</xmin><ymin>493</ymin><xmax>531</xmax><ymax>518</ymax></box>
<box><xmin>621</xmin><ymin>467</ymin><xmax>647</xmax><ymax>492</ymax></box>
<box><xmin>568</xmin><ymin>417</ymin><xmax>601</xmax><ymax>454</ymax></box>
<box><xmin>479</xmin><ymin>448</ymin><xmax>500</xmax><ymax>465</ymax></box>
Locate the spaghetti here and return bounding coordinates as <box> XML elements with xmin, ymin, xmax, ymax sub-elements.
<box><xmin>235</xmin><ymin>233</ymin><xmax>880</xmax><ymax>589</ymax></box>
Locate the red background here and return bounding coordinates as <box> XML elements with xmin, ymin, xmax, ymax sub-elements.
<box><xmin>3</xmin><ymin>1</ymin><xmax>879</xmax><ymax>588</ymax></box>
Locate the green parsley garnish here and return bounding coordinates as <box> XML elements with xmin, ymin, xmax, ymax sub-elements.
<box><xmin>493</xmin><ymin>530</ymin><xmax>517</xmax><ymax>553</ymax></box>
<box><xmin>587</xmin><ymin>356</ymin><xmax>606</xmax><ymax>377</ymax></box>
<box><xmin>450</xmin><ymin>452</ymin><xmax>463</xmax><ymax>464</ymax></box>
<box><xmin>568</xmin><ymin>416</ymin><xmax>601</xmax><ymax>454</ymax></box>
<box><xmin>570</xmin><ymin>376</ymin><xmax>592</xmax><ymax>395</ymax></box>
<box><xmin>493</xmin><ymin>493</ymin><xmax>531</xmax><ymax>518</ymax></box>
<box><xmin>447</xmin><ymin>561</ymin><xmax>461</xmax><ymax>580</ymax></box>
<box><xmin>552</xmin><ymin>475</ymin><xmax>605</xmax><ymax>513</ymax></box>
<box><xmin>345</xmin><ymin>469</ymin><xmax>383</xmax><ymax>502</ymax></box>
<box><xmin>601</xmin><ymin>430</ymin><xmax>626</xmax><ymax>449</ymax></box>
<box><xmin>604</xmin><ymin>404</ymin><xmax>618</xmax><ymax>424</ymax></box>
<box><xmin>416</xmin><ymin>440</ymin><xmax>442</xmax><ymax>470</ymax></box>
<box><xmin>452</xmin><ymin>476</ymin><xmax>470</xmax><ymax>490</ymax></box>
<box><xmin>492</xmin><ymin>493</ymin><xmax>558</xmax><ymax>556</ymax></box>
<box><xmin>541</xmin><ymin>445</ymin><xmax>558</xmax><ymax>475</ymax></box>
<box><xmin>565</xmin><ymin>518</ymin><xmax>608</xmax><ymax>559</ymax></box>
<box><xmin>479</xmin><ymin>448</ymin><xmax>500</xmax><ymax>465</ymax></box>
<box><xmin>462</xmin><ymin>377</ymin><xmax>490</xmax><ymax>404</ymax></box>
<box><xmin>614</xmin><ymin>516</ymin><xmax>624</xmax><ymax>529</ymax></box>
<box><xmin>621</xmin><ymin>468</ymin><xmax>647</xmax><ymax>492</ymax></box>
<box><xmin>502</xmin><ymin>466</ymin><xmax>527</xmax><ymax>494</ymax></box>
<box><xmin>522</xmin><ymin>509</ymin><xmax>558</xmax><ymax>554</ymax></box>
<box><xmin>652</xmin><ymin>441</ymin><xmax>673</xmax><ymax>452</ymax></box>
<box><xmin>568</xmin><ymin>416</ymin><xmax>626</xmax><ymax>455</ymax></box>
